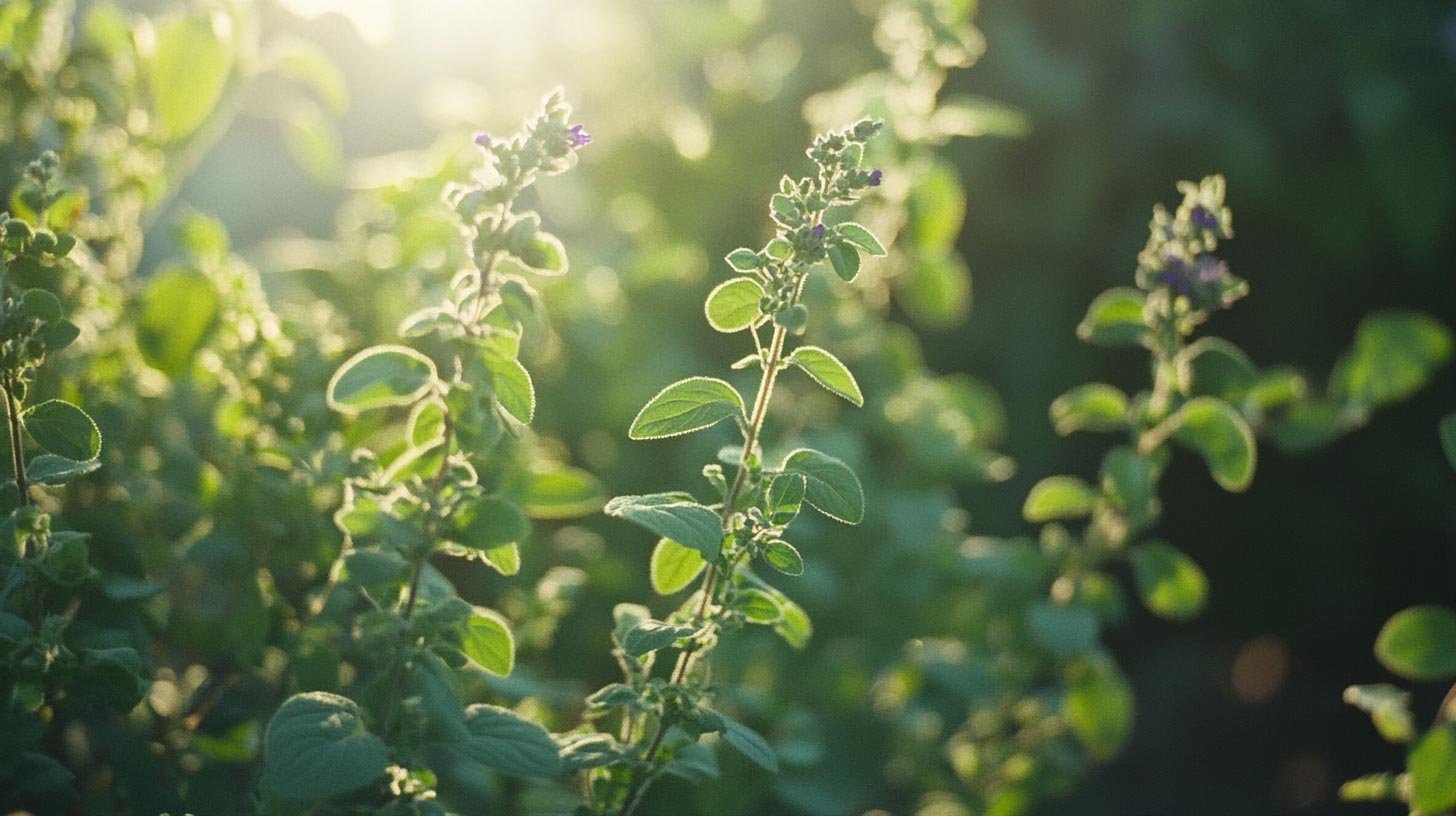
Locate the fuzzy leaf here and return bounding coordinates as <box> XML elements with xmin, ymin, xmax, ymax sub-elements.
<box><xmin>629</xmin><ymin>377</ymin><xmax>745</xmax><ymax>440</ymax></box>
<box><xmin>788</xmin><ymin>346</ymin><xmax>863</xmax><ymax>406</ymax></box>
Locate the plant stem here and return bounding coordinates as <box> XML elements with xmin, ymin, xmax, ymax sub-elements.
<box><xmin>617</xmin><ymin>284</ymin><xmax>801</xmax><ymax>816</ymax></box>
<box><xmin>3</xmin><ymin>379</ymin><xmax>29</xmax><ymax>509</ymax></box>
<box><xmin>380</xmin><ymin>554</ymin><xmax>426</xmax><ymax>737</ymax></box>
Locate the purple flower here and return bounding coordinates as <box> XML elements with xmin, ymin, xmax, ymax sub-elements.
<box><xmin>1190</xmin><ymin>205</ymin><xmax>1218</xmax><ymax>230</ymax></box>
<box><xmin>1158</xmin><ymin>253</ymin><xmax>1228</xmax><ymax>306</ymax></box>
<box><xmin>812</xmin><ymin>224</ymin><xmax>826</xmax><ymax>244</ymax></box>
<box><xmin>473</xmin><ymin>132</ymin><xmax>492</xmax><ymax>147</ymax></box>
<box><xmin>868</xmin><ymin>169</ymin><xmax>883</xmax><ymax>187</ymax></box>
<box><xmin>568</xmin><ymin>124</ymin><xmax>592</xmax><ymax>148</ymax></box>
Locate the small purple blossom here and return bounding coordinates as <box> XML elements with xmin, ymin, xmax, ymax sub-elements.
<box><xmin>1190</xmin><ymin>205</ymin><xmax>1218</xmax><ymax>230</ymax></box>
<box><xmin>473</xmin><ymin>132</ymin><xmax>492</xmax><ymax>147</ymax></box>
<box><xmin>812</xmin><ymin>224</ymin><xmax>826</xmax><ymax>244</ymax></box>
<box><xmin>567</xmin><ymin>124</ymin><xmax>592</xmax><ymax>148</ymax></box>
<box><xmin>868</xmin><ymin>169</ymin><xmax>883</xmax><ymax>187</ymax></box>
<box><xmin>1159</xmin><ymin>253</ymin><xmax>1228</xmax><ymax>306</ymax></box>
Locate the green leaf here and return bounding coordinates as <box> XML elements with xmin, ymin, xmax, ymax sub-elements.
<box><xmin>1178</xmin><ymin>337</ymin><xmax>1257</xmax><ymax>401</ymax></box>
<box><xmin>1130</xmin><ymin>541</ymin><xmax>1208</xmax><ymax>620</ymax></box>
<box><xmin>725</xmin><ymin>248</ymin><xmax>760</xmax><ymax>271</ymax></box>
<box><xmin>766</xmin><ymin>473</ymin><xmax>805</xmax><ymax>525</ymax></box>
<box><xmin>327</xmin><ymin>345</ymin><xmax>437</xmax><ymax>415</ymax></box>
<box><xmin>284</xmin><ymin>101</ymin><xmax>341</xmax><ymax>184</ymax></box>
<box><xmin>408</xmin><ymin>399</ymin><xmax>446</xmax><ymax>447</ymax></box>
<box><xmin>781</xmin><ymin>449</ymin><xmax>864</xmax><ymax>524</ymax></box>
<box><xmin>836</xmin><ymin>222</ymin><xmax>886</xmax><ymax>256</ymax></box>
<box><xmin>1022</xmin><ymin>476</ymin><xmax>1096</xmax><ymax>523</ymax></box>
<box><xmin>483</xmin><ymin>347</ymin><xmax>535</xmax><ymax>424</ymax></box>
<box><xmin>1064</xmin><ymin>658</ymin><xmax>1134</xmax><ymax>762</ymax></box>
<box><xmin>1410</xmin><ymin>724</ymin><xmax>1456</xmax><ymax>815</ymax></box>
<box><xmin>453</xmin><ymin>495</ymin><xmax>530</xmax><ymax>549</ymax></box>
<box><xmin>826</xmin><ymin>243</ymin><xmax>861</xmax><ymax>282</ymax></box>
<box><xmin>1076</xmin><ymin>288</ymin><xmax>1147</xmax><ymax>347</ymax></box>
<box><xmin>761</xmin><ymin>540</ymin><xmax>803</xmax><ymax>576</ymax></box>
<box><xmin>136</xmin><ymin>269</ymin><xmax>220</xmax><ymax>376</ymax></box>
<box><xmin>788</xmin><ymin>346</ymin><xmax>863</xmax><ymax>406</ymax></box>
<box><xmin>1375</xmin><ymin>605</ymin><xmax>1456</xmax><ymax>682</ymax></box>
<box><xmin>650</xmin><ymin>538</ymin><xmax>705</xmax><ymax>595</ymax></box>
<box><xmin>460</xmin><ymin>607</ymin><xmax>515</xmax><ymax>676</ymax></box>
<box><xmin>1332</xmin><ymin>310</ymin><xmax>1453</xmax><ymax>409</ymax></box>
<box><xmin>1343</xmin><ymin>684</ymin><xmax>1415</xmax><ymax>744</ymax></box>
<box><xmin>737</xmin><ymin>588</ymin><xmax>782</xmax><ymax>623</ymax></box>
<box><xmin>622</xmin><ymin>619</ymin><xmax>698</xmax><ymax>657</ymax></box>
<box><xmin>1051</xmin><ymin>383</ymin><xmax>1129</xmax><ymax>435</ymax></box>
<box><xmin>704</xmin><ymin>278</ymin><xmax>765</xmax><ymax>333</ymax></box>
<box><xmin>21</xmin><ymin>288</ymin><xmax>61</xmax><ymax>322</ymax></box>
<box><xmin>481</xmin><ymin>543</ymin><xmax>520</xmax><ymax>576</ymax></box>
<box><xmin>717</xmin><ymin>715</ymin><xmax>779</xmax><ymax>772</ymax></box>
<box><xmin>26</xmin><ymin>454</ymin><xmax>100</xmax><ymax>485</ymax></box>
<box><xmin>452</xmin><ymin>704</ymin><xmax>563</xmax><ymax>778</ymax></box>
<box><xmin>605</xmin><ymin>493</ymin><xmax>724</xmax><ymax>561</ymax></box>
<box><xmin>774</xmin><ymin>596</ymin><xmax>813</xmax><ymax>649</ymax></box>
<box><xmin>1442</xmin><ymin>413</ymin><xmax>1456</xmax><ymax>471</ymax></box>
<box><xmin>629</xmin><ymin>377</ymin><xmax>745</xmax><ymax>440</ymax></box>
<box><xmin>518</xmin><ymin>232</ymin><xmax>568</xmax><ymax>275</ymax></box>
<box><xmin>1172</xmin><ymin>397</ymin><xmax>1256</xmax><ymax>492</ymax></box>
<box><xmin>520</xmin><ymin>466</ymin><xmax>604</xmax><ymax>519</ymax></box>
<box><xmin>262</xmin><ymin>692</ymin><xmax>389</xmax><ymax>801</ymax></box>
<box><xmin>143</xmin><ymin>12</ymin><xmax>234</xmax><ymax>142</ymax></box>
<box><xmin>23</xmin><ymin>400</ymin><xmax>101</xmax><ymax>461</ymax></box>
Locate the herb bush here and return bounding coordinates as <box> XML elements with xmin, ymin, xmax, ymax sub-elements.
<box><xmin>0</xmin><ymin>1</ymin><xmax>1452</xmax><ymax>815</ymax></box>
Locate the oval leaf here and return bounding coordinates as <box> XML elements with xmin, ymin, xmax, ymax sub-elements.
<box><xmin>1130</xmin><ymin>541</ymin><xmax>1208</xmax><ymax>620</ymax></box>
<box><xmin>23</xmin><ymin>400</ymin><xmax>101</xmax><ymax>461</ymax></box>
<box><xmin>788</xmin><ymin>346</ymin><xmax>863</xmax><ymax>406</ymax></box>
<box><xmin>1375</xmin><ymin>605</ymin><xmax>1456</xmax><ymax>682</ymax></box>
<box><xmin>461</xmin><ymin>607</ymin><xmax>515</xmax><ymax>676</ymax></box>
<box><xmin>327</xmin><ymin>345</ymin><xmax>437</xmax><ymax>415</ymax></box>
<box><xmin>1172</xmin><ymin>397</ymin><xmax>1256</xmax><ymax>492</ymax></box>
<box><xmin>604</xmin><ymin>493</ymin><xmax>724</xmax><ymax>561</ymax></box>
<box><xmin>781</xmin><ymin>449</ymin><xmax>864</xmax><ymax>524</ymax></box>
<box><xmin>1022</xmin><ymin>475</ymin><xmax>1096</xmax><ymax>523</ymax></box>
<box><xmin>262</xmin><ymin>692</ymin><xmax>389</xmax><ymax>801</ymax></box>
<box><xmin>629</xmin><ymin>377</ymin><xmax>745</xmax><ymax>440</ymax></box>
<box><xmin>650</xmin><ymin>538</ymin><xmax>706</xmax><ymax>595</ymax></box>
<box><xmin>704</xmin><ymin>278</ymin><xmax>765</xmax><ymax>333</ymax></box>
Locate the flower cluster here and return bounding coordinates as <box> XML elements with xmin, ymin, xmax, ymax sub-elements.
<box><xmin>1135</xmin><ymin>175</ymin><xmax>1245</xmax><ymax>319</ymax></box>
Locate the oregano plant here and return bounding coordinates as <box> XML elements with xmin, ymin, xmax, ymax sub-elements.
<box><xmin>0</xmin><ymin>153</ymin><xmax>146</xmax><ymax>811</ymax></box>
<box><xmin>561</xmin><ymin>120</ymin><xmax>886</xmax><ymax>815</ymax></box>
<box><xmin>258</xmin><ymin>91</ymin><xmax>599</xmax><ymax>814</ymax></box>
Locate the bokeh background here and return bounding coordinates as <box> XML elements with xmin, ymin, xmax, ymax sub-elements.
<box><xmin>149</xmin><ymin>0</ymin><xmax>1456</xmax><ymax>813</ymax></box>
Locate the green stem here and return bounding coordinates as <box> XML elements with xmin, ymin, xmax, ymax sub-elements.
<box><xmin>3</xmin><ymin>379</ymin><xmax>29</xmax><ymax>508</ymax></box>
<box><xmin>616</xmin><ymin>282</ymin><xmax>802</xmax><ymax>816</ymax></box>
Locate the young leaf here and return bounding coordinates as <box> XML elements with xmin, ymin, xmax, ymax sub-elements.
<box><xmin>23</xmin><ymin>400</ymin><xmax>101</xmax><ymax>461</ymax></box>
<box><xmin>1374</xmin><ymin>605</ymin><xmax>1456</xmax><ymax>681</ymax></box>
<box><xmin>737</xmin><ymin>588</ymin><xmax>782</xmax><ymax>623</ymax></box>
<box><xmin>1343</xmin><ymin>684</ymin><xmax>1415</xmax><ymax>744</ymax></box>
<box><xmin>1022</xmin><ymin>476</ymin><xmax>1096</xmax><ymax>523</ymax></box>
<box><xmin>1130</xmin><ymin>541</ymin><xmax>1208</xmax><ymax>620</ymax></box>
<box><xmin>1178</xmin><ymin>337</ymin><xmax>1258</xmax><ymax>401</ymax></box>
<box><xmin>725</xmin><ymin>248</ymin><xmax>760</xmax><ymax>271</ymax></box>
<box><xmin>1331</xmin><ymin>310</ymin><xmax>1453</xmax><ymax>409</ymax></box>
<box><xmin>761</xmin><ymin>540</ymin><xmax>804</xmax><ymax>576</ymax></box>
<box><xmin>788</xmin><ymin>346</ymin><xmax>864</xmax><ymax>406</ymax></box>
<box><xmin>1064</xmin><ymin>658</ymin><xmax>1134</xmax><ymax>762</ymax></box>
<box><xmin>826</xmin><ymin>243</ymin><xmax>861</xmax><ymax>282</ymax></box>
<box><xmin>451</xmin><ymin>704</ymin><xmax>564</xmax><ymax>778</ymax></box>
<box><xmin>483</xmin><ymin>348</ymin><xmax>535</xmax><ymax>424</ymax></box>
<box><xmin>704</xmin><ymin>278</ymin><xmax>766</xmax><ymax>333</ymax></box>
<box><xmin>1076</xmin><ymin>288</ymin><xmax>1147</xmax><ymax>347</ymax></box>
<box><xmin>774</xmin><ymin>595</ymin><xmax>813</xmax><ymax>649</ymax></box>
<box><xmin>622</xmin><ymin>619</ymin><xmax>698</xmax><ymax>656</ymax></box>
<box><xmin>766</xmin><ymin>473</ymin><xmax>805</xmax><ymax>525</ymax></box>
<box><xmin>836</xmin><ymin>222</ymin><xmax>886</xmax><ymax>256</ymax></box>
<box><xmin>781</xmin><ymin>449</ymin><xmax>864</xmax><ymax>524</ymax></box>
<box><xmin>461</xmin><ymin>608</ymin><xmax>515</xmax><ymax>676</ymax></box>
<box><xmin>517</xmin><ymin>232</ymin><xmax>568</xmax><ymax>275</ymax></box>
<box><xmin>629</xmin><ymin>377</ymin><xmax>745</xmax><ymax>440</ymax></box>
<box><xmin>1050</xmin><ymin>383</ymin><xmax>1129</xmax><ymax>435</ymax></box>
<box><xmin>1171</xmin><ymin>397</ymin><xmax>1256</xmax><ymax>492</ymax></box>
<box><xmin>650</xmin><ymin>538</ymin><xmax>705</xmax><ymax>595</ymax></box>
<box><xmin>604</xmin><ymin>493</ymin><xmax>724</xmax><ymax>561</ymax></box>
<box><xmin>262</xmin><ymin>692</ymin><xmax>389</xmax><ymax>801</ymax></box>
<box><xmin>327</xmin><ymin>345</ymin><xmax>437</xmax><ymax>415</ymax></box>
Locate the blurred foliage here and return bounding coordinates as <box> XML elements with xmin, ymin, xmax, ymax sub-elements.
<box><xmin>0</xmin><ymin>0</ymin><xmax>1452</xmax><ymax>815</ymax></box>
